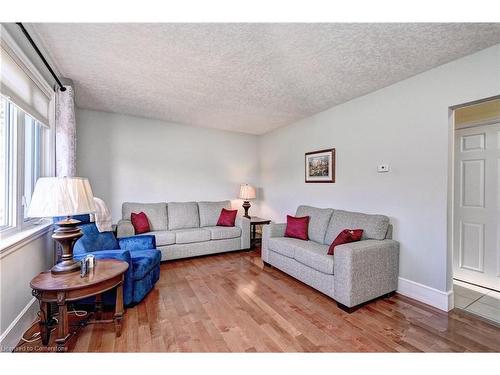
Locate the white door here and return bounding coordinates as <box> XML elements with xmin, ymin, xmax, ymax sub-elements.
<box><xmin>453</xmin><ymin>123</ymin><xmax>500</xmax><ymax>291</ymax></box>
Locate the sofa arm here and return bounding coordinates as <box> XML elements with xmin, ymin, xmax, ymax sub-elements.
<box><xmin>334</xmin><ymin>239</ymin><xmax>399</xmax><ymax>308</ymax></box>
<box><xmin>236</xmin><ymin>216</ymin><xmax>251</xmax><ymax>250</ymax></box>
<box><xmin>119</xmin><ymin>235</ymin><xmax>156</xmax><ymax>251</ymax></box>
<box><xmin>261</xmin><ymin>223</ymin><xmax>286</xmax><ymax>263</ymax></box>
<box><xmin>117</xmin><ymin>219</ymin><xmax>135</xmax><ymax>238</ymax></box>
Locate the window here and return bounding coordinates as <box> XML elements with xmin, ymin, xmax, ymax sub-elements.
<box><xmin>0</xmin><ymin>94</ymin><xmax>49</xmax><ymax>234</ymax></box>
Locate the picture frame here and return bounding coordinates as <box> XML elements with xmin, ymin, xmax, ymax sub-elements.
<box><xmin>305</xmin><ymin>148</ymin><xmax>335</xmax><ymax>183</ymax></box>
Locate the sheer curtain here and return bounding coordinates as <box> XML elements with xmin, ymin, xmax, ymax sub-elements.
<box><xmin>55</xmin><ymin>85</ymin><xmax>76</xmax><ymax>177</ymax></box>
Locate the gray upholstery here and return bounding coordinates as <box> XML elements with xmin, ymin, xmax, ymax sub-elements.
<box><xmin>122</xmin><ymin>202</ymin><xmax>168</xmax><ymax>231</ymax></box>
<box><xmin>143</xmin><ymin>230</ymin><xmax>176</xmax><ymax>246</ymax></box>
<box><xmin>198</xmin><ymin>201</ymin><xmax>231</xmax><ymax>227</ymax></box>
<box><xmin>168</xmin><ymin>202</ymin><xmax>200</xmax><ymax>230</ymax></box>
<box><xmin>118</xmin><ymin>201</ymin><xmax>250</xmax><ymax>261</ymax></box>
<box><xmin>296</xmin><ymin>205</ymin><xmax>333</xmax><ymax>244</ymax></box>
<box><xmin>174</xmin><ymin>228</ymin><xmax>211</xmax><ymax>244</ymax></box>
<box><xmin>117</xmin><ymin>219</ymin><xmax>135</xmax><ymax>238</ymax></box>
<box><xmin>293</xmin><ymin>242</ymin><xmax>333</xmax><ymax>275</ymax></box>
<box><xmin>269</xmin><ymin>250</ymin><xmax>335</xmax><ymax>297</ymax></box>
<box><xmin>160</xmin><ymin>238</ymin><xmax>241</xmax><ymax>261</ymax></box>
<box><xmin>324</xmin><ymin>210</ymin><xmax>390</xmax><ymax>244</ymax></box>
<box><xmin>205</xmin><ymin>226</ymin><xmax>242</xmax><ymax>240</ymax></box>
<box><xmin>262</xmin><ymin>205</ymin><xmax>399</xmax><ymax>308</ymax></box>
<box><xmin>334</xmin><ymin>240</ymin><xmax>399</xmax><ymax>307</ymax></box>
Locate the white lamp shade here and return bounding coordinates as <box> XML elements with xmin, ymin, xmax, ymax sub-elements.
<box><xmin>239</xmin><ymin>184</ymin><xmax>256</xmax><ymax>200</ymax></box>
<box><xmin>27</xmin><ymin>177</ymin><xmax>96</xmax><ymax>218</ymax></box>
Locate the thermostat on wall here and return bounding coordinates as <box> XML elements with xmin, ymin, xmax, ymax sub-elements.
<box><xmin>377</xmin><ymin>164</ymin><xmax>390</xmax><ymax>173</ymax></box>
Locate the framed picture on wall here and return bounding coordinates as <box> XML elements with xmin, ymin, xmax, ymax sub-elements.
<box><xmin>305</xmin><ymin>148</ymin><xmax>335</xmax><ymax>183</ymax></box>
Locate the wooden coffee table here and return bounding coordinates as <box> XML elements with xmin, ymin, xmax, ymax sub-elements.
<box><xmin>30</xmin><ymin>259</ymin><xmax>128</xmax><ymax>351</ymax></box>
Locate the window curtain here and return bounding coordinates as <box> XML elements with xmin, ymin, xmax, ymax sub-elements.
<box><xmin>55</xmin><ymin>85</ymin><xmax>76</xmax><ymax>177</ymax></box>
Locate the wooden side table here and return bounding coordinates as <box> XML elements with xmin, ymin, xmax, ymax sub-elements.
<box><xmin>250</xmin><ymin>217</ymin><xmax>271</xmax><ymax>248</ymax></box>
<box><xmin>30</xmin><ymin>259</ymin><xmax>128</xmax><ymax>352</ymax></box>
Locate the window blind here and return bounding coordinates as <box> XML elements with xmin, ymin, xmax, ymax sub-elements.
<box><xmin>0</xmin><ymin>44</ymin><xmax>51</xmax><ymax>126</ymax></box>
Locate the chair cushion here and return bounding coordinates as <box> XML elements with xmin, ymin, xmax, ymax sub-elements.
<box><xmin>198</xmin><ymin>201</ymin><xmax>231</xmax><ymax>227</ymax></box>
<box><xmin>293</xmin><ymin>242</ymin><xmax>334</xmax><ymax>275</ymax></box>
<box><xmin>296</xmin><ymin>205</ymin><xmax>334</xmax><ymax>244</ymax></box>
<box><xmin>324</xmin><ymin>210</ymin><xmax>390</xmax><ymax>244</ymax></box>
<box><xmin>143</xmin><ymin>231</ymin><xmax>176</xmax><ymax>246</ymax></box>
<box><xmin>131</xmin><ymin>212</ymin><xmax>151</xmax><ymax>234</ymax></box>
<box><xmin>123</xmin><ymin>202</ymin><xmax>168</xmax><ymax>231</ymax></box>
<box><xmin>205</xmin><ymin>226</ymin><xmax>242</xmax><ymax>240</ymax></box>
<box><xmin>174</xmin><ymin>228</ymin><xmax>211</xmax><ymax>244</ymax></box>
<box><xmin>168</xmin><ymin>202</ymin><xmax>200</xmax><ymax>230</ymax></box>
<box><xmin>130</xmin><ymin>249</ymin><xmax>161</xmax><ymax>281</ymax></box>
<box><xmin>74</xmin><ymin>223</ymin><xmax>120</xmax><ymax>254</ymax></box>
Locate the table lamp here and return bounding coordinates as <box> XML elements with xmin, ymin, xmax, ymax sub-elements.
<box><xmin>239</xmin><ymin>184</ymin><xmax>256</xmax><ymax>219</ymax></box>
<box><xmin>27</xmin><ymin>177</ymin><xmax>96</xmax><ymax>274</ymax></box>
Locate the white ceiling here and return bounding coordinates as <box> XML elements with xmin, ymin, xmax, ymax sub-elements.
<box><xmin>30</xmin><ymin>23</ymin><xmax>500</xmax><ymax>135</ymax></box>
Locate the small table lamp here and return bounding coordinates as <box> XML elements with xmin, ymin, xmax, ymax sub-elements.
<box><xmin>239</xmin><ymin>184</ymin><xmax>256</xmax><ymax>219</ymax></box>
<box><xmin>27</xmin><ymin>177</ymin><xmax>96</xmax><ymax>274</ymax></box>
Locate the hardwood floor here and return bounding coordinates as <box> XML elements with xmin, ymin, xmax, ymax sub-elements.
<box><xmin>16</xmin><ymin>249</ymin><xmax>500</xmax><ymax>352</ymax></box>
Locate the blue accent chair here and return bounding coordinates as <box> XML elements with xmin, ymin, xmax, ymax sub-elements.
<box><xmin>54</xmin><ymin>215</ymin><xmax>161</xmax><ymax>306</ymax></box>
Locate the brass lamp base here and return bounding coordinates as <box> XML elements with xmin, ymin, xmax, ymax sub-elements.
<box><xmin>51</xmin><ymin>217</ymin><xmax>83</xmax><ymax>274</ymax></box>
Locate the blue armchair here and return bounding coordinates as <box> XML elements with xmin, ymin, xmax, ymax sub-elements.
<box><xmin>56</xmin><ymin>215</ymin><xmax>161</xmax><ymax>306</ymax></box>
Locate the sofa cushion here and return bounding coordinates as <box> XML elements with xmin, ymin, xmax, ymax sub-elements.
<box><xmin>168</xmin><ymin>202</ymin><xmax>200</xmax><ymax>230</ymax></box>
<box><xmin>205</xmin><ymin>226</ymin><xmax>242</xmax><ymax>240</ymax></box>
<box><xmin>296</xmin><ymin>205</ymin><xmax>334</xmax><ymax>244</ymax></box>
<box><xmin>174</xmin><ymin>228</ymin><xmax>211</xmax><ymax>244</ymax></box>
<box><xmin>198</xmin><ymin>201</ymin><xmax>232</xmax><ymax>227</ymax></box>
<box><xmin>293</xmin><ymin>242</ymin><xmax>334</xmax><ymax>275</ymax></box>
<box><xmin>130</xmin><ymin>249</ymin><xmax>161</xmax><ymax>280</ymax></box>
<box><xmin>123</xmin><ymin>202</ymin><xmax>167</xmax><ymax>231</ymax></box>
<box><xmin>268</xmin><ymin>237</ymin><xmax>298</xmax><ymax>258</ymax></box>
<box><xmin>143</xmin><ymin>231</ymin><xmax>176</xmax><ymax>246</ymax></box>
<box><xmin>324</xmin><ymin>210</ymin><xmax>390</xmax><ymax>244</ymax></box>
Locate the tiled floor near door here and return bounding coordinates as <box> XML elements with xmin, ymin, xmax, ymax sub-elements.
<box><xmin>453</xmin><ymin>280</ymin><xmax>500</xmax><ymax>325</ymax></box>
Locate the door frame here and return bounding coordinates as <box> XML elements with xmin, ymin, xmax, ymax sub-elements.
<box><xmin>447</xmin><ymin>94</ymin><xmax>500</xmax><ymax>298</ymax></box>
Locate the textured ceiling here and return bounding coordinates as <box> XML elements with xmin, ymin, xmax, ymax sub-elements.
<box><xmin>30</xmin><ymin>23</ymin><xmax>500</xmax><ymax>134</ymax></box>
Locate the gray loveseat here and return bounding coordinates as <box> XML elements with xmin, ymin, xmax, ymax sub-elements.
<box><xmin>262</xmin><ymin>205</ymin><xmax>399</xmax><ymax>312</ymax></box>
<box><xmin>117</xmin><ymin>201</ymin><xmax>250</xmax><ymax>261</ymax></box>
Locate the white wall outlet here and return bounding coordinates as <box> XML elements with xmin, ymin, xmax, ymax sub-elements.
<box><xmin>377</xmin><ymin>164</ymin><xmax>390</xmax><ymax>173</ymax></box>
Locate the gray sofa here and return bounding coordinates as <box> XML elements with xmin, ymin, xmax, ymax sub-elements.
<box><xmin>262</xmin><ymin>205</ymin><xmax>399</xmax><ymax>312</ymax></box>
<box><xmin>117</xmin><ymin>201</ymin><xmax>250</xmax><ymax>261</ymax></box>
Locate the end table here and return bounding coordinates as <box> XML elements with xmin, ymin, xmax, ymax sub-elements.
<box><xmin>30</xmin><ymin>259</ymin><xmax>128</xmax><ymax>351</ymax></box>
<box><xmin>250</xmin><ymin>217</ymin><xmax>271</xmax><ymax>248</ymax></box>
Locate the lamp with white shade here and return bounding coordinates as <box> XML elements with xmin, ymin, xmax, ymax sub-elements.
<box><xmin>27</xmin><ymin>177</ymin><xmax>96</xmax><ymax>274</ymax></box>
<box><xmin>239</xmin><ymin>184</ymin><xmax>256</xmax><ymax>219</ymax></box>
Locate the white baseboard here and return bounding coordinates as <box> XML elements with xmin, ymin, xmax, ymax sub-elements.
<box><xmin>397</xmin><ymin>277</ymin><xmax>454</xmax><ymax>312</ymax></box>
<box><xmin>0</xmin><ymin>298</ymin><xmax>38</xmax><ymax>352</ymax></box>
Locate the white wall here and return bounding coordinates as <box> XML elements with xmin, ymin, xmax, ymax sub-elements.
<box><xmin>259</xmin><ymin>44</ymin><xmax>500</xmax><ymax>294</ymax></box>
<box><xmin>76</xmin><ymin>109</ymin><xmax>261</xmax><ymax>222</ymax></box>
<box><xmin>0</xmin><ymin>230</ymin><xmax>53</xmax><ymax>350</ymax></box>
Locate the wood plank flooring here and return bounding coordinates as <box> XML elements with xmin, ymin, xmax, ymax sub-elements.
<box><xmin>16</xmin><ymin>249</ymin><xmax>500</xmax><ymax>352</ymax></box>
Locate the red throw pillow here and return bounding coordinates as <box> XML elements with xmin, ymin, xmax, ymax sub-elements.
<box><xmin>131</xmin><ymin>212</ymin><xmax>151</xmax><ymax>234</ymax></box>
<box><xmin>328</xmin><ymin>229</ymin><xmax>363</xmax><ymax>255</ymax></box>
<box><xmin>217</xmin><ymin>208</ymin><xmax>238</xmax><ymax>227</ymax></box>
<box><xmin>285</xmin><ymin>215</ymin><xmax>310</xmax><ymax>240</ymax></box>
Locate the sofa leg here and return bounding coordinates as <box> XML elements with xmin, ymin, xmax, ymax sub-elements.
<box><xmin>336</xmin><ymin>302</ymin><xmax>360</xmax><ymax>314</ymax></box>
<box><xmin>383</xmin><ymin>291</ymin><xmax>396</xmax><ymax>298</ymax></box>
<box><xmin>263</xmin><ymin>261</ymin><xmax>272</xmax><ymax>268</ymax></box>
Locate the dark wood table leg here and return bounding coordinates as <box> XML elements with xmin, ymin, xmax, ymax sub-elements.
<box><xmin>55</xmin><ymin>292</ymin><xmax>69</xmax><ymax>352</ymax></box>
<box><xmin>39</xmin><ymin>301</ymin><xmax>51</xmax><ymax>346</ymax></box>
<box><xmin>114</xmin><ymin>280</ymin><xmax>124</xmax><ymax>337</ymax></box>
<box><xmin>95</xmin><ymin>293</ymin><xmax>103</xmax><ymax>320</ymax></box>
